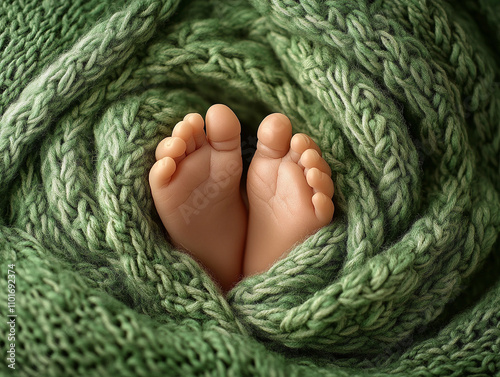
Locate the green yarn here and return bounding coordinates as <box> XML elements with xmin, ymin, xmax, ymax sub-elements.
<box><xmin>1</xmin><ymin>0</ymin><xmax>499</xmax><ymax>375</ymax></box>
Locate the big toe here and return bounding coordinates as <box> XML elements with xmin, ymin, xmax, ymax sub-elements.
<box><xmin>256</xmin><ymin>113</ymin><xmax>293</xmax><ymax>159</ymax></box>
<box><xmin>205</xmin><ymin>104</ymin><xmax>241</xmax><ymax>151</ymax></box>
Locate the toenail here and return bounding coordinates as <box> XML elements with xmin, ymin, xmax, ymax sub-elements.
<box><xmin>165</xmin><ymin>138</ymin><xmax>173</xmax><ymax>146</ymax></box>
<box><xmin>300</xmin><ymin>134</ymin><xmax>309</xmax><ymax>145</ymax></box>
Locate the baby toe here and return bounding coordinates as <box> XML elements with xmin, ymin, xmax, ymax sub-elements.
<box><xmin>205</xmin><ymin>104</ymin><xmax>242</xmax><ymax>152</ymax></box>
<box><xmin>255</xmin><ymin>113</ymin><xmax>292</xmax><ymax>159</ymax></box>
<box><xmin>306</xmin><ymin>167</ymin><xmax>334</xmax><ymax>198</ymax></box>
<box><xmin>184</xmin><ymin>113</ymin><xmax>206</xmax><ymax>149</ymax></box>
<box><xmin>290</xmin><ymin>133</ymin><xmax>321</xmax><ymax>162</ymax></box>
<box><xmin>299</xmin><ymin>149</ymin><xmax>332</xmax><ymax>177</ymax></box>
<box><xmin>149</xmin><ymin>156</ymin><xmax>177</xmax><ymax>189</ymax></box>
<box><xmin>312</xmin><ymin>192</ymin><xmax>335</xmax><ymax>224</ymax></box>
<box><xmin>172</xmin><ymin>120</ymin><xmax>197</xmax><ymax>154</ymax></box>
<box><xmin>155</xmin><ymin>136</ymin><xmax>186</xmax><ymax>163</ymax></box>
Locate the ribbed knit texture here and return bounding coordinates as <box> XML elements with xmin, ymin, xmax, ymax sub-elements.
<box><xmin>1</xmin><ymin>0</ymin><xmax>499</xmax><ymax>375</ymax></box>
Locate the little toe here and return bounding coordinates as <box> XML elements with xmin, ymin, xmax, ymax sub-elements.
<box><xmin>289</xmin><ymin>133</ymin><xmax>322</xmax><ymax>162</ymax></box>
<box><xmin>149</xmin><ymin>156</ymin><xmax>176</xmax><ymax>189</ymax></box>
<box><xmin>155</xmin><ymin>136</ymin><xmax>187</xmax><ymax>163</ymax></box>
<box><xmin>306</xmin><ymin>167</ymin><xmax>334</xmax><ymax>198</ymax></box>
<box><xmin>184</xmin><ymin>113</ymin><xmax>206</xmax><ymax>149</ymax></box>
<box><xmin>205</xmin><ymin>104</ymin><xmax>241</xmax><ymax>152</ymax></box>
<box><xmin>312</xmin><ymin>192</ymin><xmax>335</xmax><ymax>224</ymax></box>
<box><xmin>299</xmin><ymin>149</ymin><xmax>332</xmax><ymax>177</ymax></box>
<box><xmin>172</xmin><ymin>120</ymin><xmax>197</xmax><ymax>154</ymax></box>
<box><xmin>255</xmin><ymin>113</ymin><xmax>293</xmax><ymax>159</ymax></box>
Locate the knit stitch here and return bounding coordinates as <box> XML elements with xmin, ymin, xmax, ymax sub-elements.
<box><xmin>0</xmin><ymin>0</ymin><xmax>499</xmax><ymax>376</ymax></box>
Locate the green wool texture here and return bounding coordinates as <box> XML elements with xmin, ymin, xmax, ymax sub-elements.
<box><xmin>1</xmin><ymin>0</ymin><xmax>500</xmax><ymax>375</ymax></box>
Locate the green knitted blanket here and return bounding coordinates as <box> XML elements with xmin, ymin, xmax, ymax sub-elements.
<box><xmin>1</xmin><ymin>0</ymin><xmax>500</xmax><ymax>375</ymax></box>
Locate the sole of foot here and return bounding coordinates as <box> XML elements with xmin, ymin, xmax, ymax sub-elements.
<box><xmin>243</xmin><ymin>113</ymin><xmax>334</xmax><ymax>276</ymax></box>
<box><xmin>149</xmin><ymin>104</ymin><xmax>247</xmax><ymax>293</ymax></box>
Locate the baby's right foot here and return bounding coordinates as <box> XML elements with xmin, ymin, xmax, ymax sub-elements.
<box><xmin>244</xmin><ymin>114</ymin><xmax>334</xmax><ymax>276</ymax></box>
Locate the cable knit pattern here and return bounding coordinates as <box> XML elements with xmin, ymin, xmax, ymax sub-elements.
<box><xmin>0</xmin><ymin>0</ymin><xmax>499</xmax><ymax>375</ymax></box>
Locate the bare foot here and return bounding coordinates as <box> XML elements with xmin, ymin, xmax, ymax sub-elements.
<box><xmin>149</xmin><ymin>104</ymin><xmax>247</xmax><ymax>292</ymax></box>
<box><xmin>243</xmin><ymin>114</ymin><xmax>334</xmax><ymax>276</ymax></box>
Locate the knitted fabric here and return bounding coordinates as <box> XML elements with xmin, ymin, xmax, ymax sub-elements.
<box><xmin>1</xmin><ymin>0</ymin><xmax>499</xmax><ymax>375</ymax></box>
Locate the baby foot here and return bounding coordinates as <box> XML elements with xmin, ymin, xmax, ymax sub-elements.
<box><xmin>243</xmin><ymin>114</ymin><xmax>334</xmax><ymax>276</ymax></box>
<box><xmin>149</xmin><ymin>104</ymin><xmax>247</xmax><ymax>292</ymax></box>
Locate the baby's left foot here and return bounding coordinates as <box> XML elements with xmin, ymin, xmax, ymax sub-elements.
<box><xmin>149</xmin><ymin>104</ymin><xmax>247</xmax><ymax>292</ymax></box>
<box><xmin>243</xmin><ymin>114</ymin><xmax>334</xmax><ymax>276</ymax></box>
